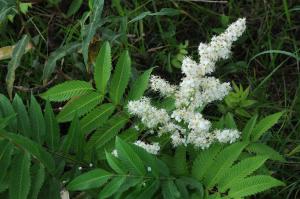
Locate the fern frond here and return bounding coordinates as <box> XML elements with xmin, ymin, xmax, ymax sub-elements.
<box><xmin>228</xmin><ymin>175</ymin><xmax>285</xmax><ymax>198</ymax></box>
<box><xmin>40</xmin><ymin>80</ymin><xmax>94</xmax><ymax>102</ymax></box>
<box><xmin>218</xmin><ymin>155</ymin><xmax>268</xmax><ymax>192</ymax></box>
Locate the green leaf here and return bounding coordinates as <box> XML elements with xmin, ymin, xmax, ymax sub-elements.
<box><xmin>246</xmin><ymin>143</ymin><xmax>284</xmax><ymax>161</ymax></box>
<box><xmin>218</xmin><ymin>155</ymin><xmax>268</xmax><ymax>192</ymax></box>
<box><xmin>98</xmin><ymin>176</ymin><xmax>126</xmax><ymax>199</ymax></box>
<box><xmin>105</xmin><ymin>151</ymin><xmax>125</xmax><ymax>174</ymax></box>
<box><xmin>67</xmin><ymin>0</ymin><xmax>83</xmax><ymax>17</ymax></box>
<box><xmin>12</xmin><ymin>94</ymin><xmax>31</xmax><ymax>137</ymax></box>
<box><xmin>0</xmin><ymin>140</ymin><xmax>14</xmax><ymax>184</ymax></box>
<box><xmin>116</xmin><ymin>137</ymin><xmax>146</xmax><ymax>176</ymax></box>
<box><xmin>224</xmin><ymin>113</ymin><xmax>237</xmax><ymax>129</ymax></box>
<box><xmin>80</xmin><ymin>103</ymin><xmax>115</xmax><ymax>134</ymax></box>
<box><xmin>6</xmin><ymin>35</ymin><xmax>29</xmax><ymax>99</ymax></box>
<box><xmin>9</xmin><ymin>152</ymin><xmax>31</xmax><ymax>199</ymax></box>
<box><xmin>162</xmin><ymin>180</ymin><xmax>180</xmax><ymax>199</ymax></box>
<box><xmin>192</xmin><ymin>144</ymin><xmax>222</xmax><ymax>181</ymax></box>
<box><xmin>57</xmin><ymin>91</ymin><xmax>103</xmax><ymax>122</ymax></box>
<box><xmin>67</xmin><ymin>169</ymin><xmax>112</xmax><ymax>191</ymax></box>
<box><xmin>0</xmin><ymin>130</ymin><xmax>55</xmax><ymax>172</ymax></box>
<box><xmin>136</xmin><ymin>180</ymin><xmax>160</xmax><ymax>199</ymax></box>
<box><xmin>29</xmin><ymin>164</ymin><xmax>45</xmax><ymax>199</ymax></box>
<box><xmin>173</xmin><ymin>146</ymin><xmax>188</xmax><ymax>176</ymax></box>
<box><xmin>129</xmin><ymin>8</ymin><xmax>181</xmax><ymax>23</ymax></box>
<box><xmin>82</xmin><ymin>0</ymin><xmax>104</xmax><ymax>67</ymax></box>
<box><xmin>29</xmin><ymin>95</ymin><xmax>46</xmax><ymax>144</ymax></box>
<box><xmin>114</xmin><ymin>178</ymin><xmax>143</xmax><ymax>199</ymax></box>
<box><xmin>204</xmin><ymin>142</ymin><xmax>248</xmax><ymax>188</ymax></box>
<box><xmin>42</xmin><ymin>42</ymin><xmax>81</xmax><ymax>82</ymax></box>
<box><xmin>19</xmin><ymin>3</ymin><xmax>32</xmax><ymax>14</ymax></box>
<box><xmin>44</xmin><ymin>101</ymin><xmax>60</xmax><ymax>150</ymax></box>
<box><xmin>40</xmin><ymin>80</ymin><xmax>94</xmax><ymax>102</ymax></box>
<box><xmin>242</xmin><ymin>114</ymin><xmax>258</xmax><ymax>141</ymax></box>
<box><xmin>87</xmin><ymin>113</ymin><xmax>128</xmax><ymax>150</ymax></box>
<box><xmin>61</xmin><ymin>114</ymin><xmax>83</xmax><ymax>155</ymax></box>
<box><xmin>0</xmin><ymin>94</ymin><xmax>17</xmax><ymax>132</ymax></box>
<box><xmin>109</xmin><ymin>50</ymin><xmax>131</xmax><ymax>105</ymax></box>
<box><xmin>228</xmin><ymin>175</ymin><xmax>285</xmax><ymax>198</ymax></box>
<box><xmin>127</xmin><ymin>68</ymin><xmax>153</xmax><ymax>101</ymax></box>
<box><xmin>94</xmin><ymin>41</ymin><xmax>112</xmax><ymax>93</ymax></box>
<box><xmin>0</xmin><ymin>114</ymin><xmax>17</xmax><ymax>130</ymax></box>
<box><xmin>251</xmin><ymin>112</ymin><xmax>283</xmax><ymax>141</ymax></box>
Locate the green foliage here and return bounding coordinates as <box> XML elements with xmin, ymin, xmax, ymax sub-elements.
<box><xmin>6</xmin><ymin>35</ymin><xmax>29</xmax><ymax>99</ymax></box>
<box><xmin>218</xmin><ymin>83</ymin><xmax>257</xmax><ymax>118</ymax></box>
<box><xmin>40</xmin><ymin>80</ymin><xmax>94</xmax><ymax>102</ymax></box>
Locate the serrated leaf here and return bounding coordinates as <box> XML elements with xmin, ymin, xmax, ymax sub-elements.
<box><xmin>127</xmin><ymin>68</ymin><xmax>153</xmax><ymax>101</ymax></box>
<box><xmin>44</xmin><ymin>101</ymin><xmax>60</xmax><ymax>150</ymax></box>
<box><xmin>0</xmin><ymin>140</ymin><xmax>13</xmax><ymax>184</ymax></box>
<box><xmin>0</xmin><ymin>130</ymin><xmax>55</xmax><ymax>172</ymax></box>
<box><xmin>204</xmin><ymin>142</ymin><xmax>248</xmax><ymax>188</ymax></box>
<box><xmin>218</xmin><ymin>155</ymin><xmax>268</xmax><ymax>192</ymax></box>
<box><xmin>29</xmin><ymin>164</ymin><xmax>45</xmax><ymax>199</ymax></box>
<box><xmin>12</xmin><ymin>94</ymin><xmax>31</xmax><ymax>137</ymax></box>
<box><xmin>192</xmin><ymin>144</ymin><xmax>222</xmax><ymax>181</ymax></box>
<box><xmin>242</xmin><ymin>114</ymin><xmax>258</xmax><ymax>141</ymax></box>
<box><xmin>80</xmin><ymin>103</ymin><xmax>115</xmax><ymax>134</ymax></box>
<box><xmin>6</xmin><ymin>35</ymin><xmax>29</xmax><ymax>99</ymax></box>
<box><xmin>94</xmin><ymin>41</ymin><xmax>112</xmax><ymax>93</ymax></box>
<box><xmin>98</xmin><ymin>176</ymin><xmax>126</xmax><ymax>199</ymax></box>
<box><xmin>29</xmin><ymin>95</ymin><xmax>46</xmax><ymax>144</ymax></box>
<box><xmin>116</xmin><ymin>137</ymin><xmax>146</xmax><ymax>176</ymax></box>
<box><xmin>40</xmin><ymin>80</ymin><xmax>94</xmax><ymax>102</ymax></box>
<box><xmin>61</xmin><ymin>114</ymin><xmax>83</xmax><ymax>155</ymax></box>
<box><xmin>82</xmin><ymin>0</ymin><xmax>104</xmax><ymax>68</ymax></box>
<box><xmin>246</xmin><ymin>143</ymin><xmax>284</xmax><ymax>161</ymax></box>
<box><xmin>87</xmin><ymin>113</ymin><xmax>128</xmax><ymax>150</ymax></box>
<box><xmin>9</xmin><ymin>152</ymin><xmax>31</xmax><ymax>199</ymax></box>
<box><xmin>0</xmin><ymin>94</ymin><xmax>17</xmax><ymax>132</ymax></box>
<box><xmin>251</xmin><ymin>112</ymin><xmax>283</xmax><ymax>141</ymax></box>
<box><xmin>109</xmin><ymin>50</ymin><xmax>131</xmax><ymax>105</ymax></box>
<box><xmin>42</xmin><ymin>42</ymin><xmax>81</xmax><ymax>82</ymax></box>
<box><xmin>57</xmin><ymin>91</ymin><xmax>103</xmax><ymax>122</ymax></box>
<box><xmin>229</xmin><ymin>175</ymin><xmax>285</xmax><ymax>197</ymax></box>
<box><xmin>67</xmin><ymin>169</ymin><xmax>112</xmax><ymax>191</ymax></box>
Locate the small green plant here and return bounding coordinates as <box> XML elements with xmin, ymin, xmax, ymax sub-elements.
<box><xmin>218</xmin><ymin>82</ymin><xmax>257</xmax><ymax>118</ymax></box>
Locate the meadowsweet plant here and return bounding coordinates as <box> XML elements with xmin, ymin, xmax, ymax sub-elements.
<box><xmin>128</xmin><ymin>18</ymin><xmax>246</xmax><ymax>153</ymax></box>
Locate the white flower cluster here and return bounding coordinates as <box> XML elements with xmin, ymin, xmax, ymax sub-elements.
<box><xmin>134</xmin><ymin>141</ymin><xmax>160</xmax><ymax>155</ymax></box>
<box><xmin>127</xmin><ymin>18</ymin><xmax>246</xmax><ymax>151</ymax></box>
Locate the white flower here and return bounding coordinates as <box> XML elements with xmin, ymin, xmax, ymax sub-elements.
<box><xmin>128</xmin><ymin>97</ymin><xmax>170</xmax><ymax>128</ymax></box>
<box><xmin>126</xmin><ymin>18</ymin><xmax>246</xmax><ymax>151</ymax></box>
<box><xmin>150</xmin><ymin>75</ymin><xmax>177</xmax><ymax>97</ymax></box>
<box><xmin>214</xmin><ymin>129</ymin><xmax>241</xmax><ymax>143</ymax></box>
<box><xmin>134</xmin><ymin>141</ymin><xmax>160</xmax><ymax>155</ymax></box>
<box><xmin>112</xmin><ymin>149</ymin><xmax>118</xmax><ymax>157</ymax></box>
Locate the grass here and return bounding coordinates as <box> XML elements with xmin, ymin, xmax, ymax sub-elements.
<box><xmin>0</xmin><ymin>0</ymin><xmax>299</xmax><ymax>198</ymax></box>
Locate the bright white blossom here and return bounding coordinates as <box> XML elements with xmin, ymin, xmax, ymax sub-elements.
<box><xmin>134</xmin><ymin>141</ymin><xmax>160</xmax><ymax>155</ymax></box>
<box><xmin>127</xmin><ymin>18</ymin><xmax>246</xmax><ymax>151</ymax></box>
<box><xmin>150</xmin><ymin>75</ymin><xmax>177</xmax><ymax>97</ymax></box>
<box><xmin>214</xmin><ymin>129</ymin><xmax>241</xmax><ymax>144</ymax></box>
